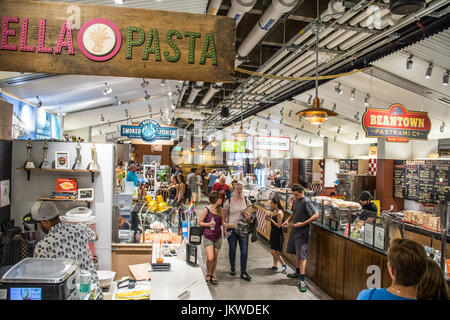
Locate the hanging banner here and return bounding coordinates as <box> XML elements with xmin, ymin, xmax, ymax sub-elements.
<box><xmin>221</xmin><ymin>140</ymin><xmax>246</xmax><ymax>153</ymax></box>
<box><xmin>0</xmin><ymin>0</ymin><xmax>235</xmax><ymax>83</ymax></box>
<box><xmin>362</xmin><ymin>104</ymin><xmax>431</xmax><ymax>143</ymax></box>
<box><xmin>121</xmin><ymin>119</ymin><xmax>177</xmax><ymax>143</ymax></box>
<box><xmin>253</xmin><ymin>136</ymin><xmax>291</xmax><ymax>151</ymax></box>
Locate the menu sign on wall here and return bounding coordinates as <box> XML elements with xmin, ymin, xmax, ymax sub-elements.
<box><xmin>393</xmin><ymin>160</ymin><xmax>405</xmax><ymax>198</ymax></box>
<box><xmin>393</xmin><ymin>160</ymin><xmax>449</xmax><ymax>203</ymax></box>
<box><xmin>362</xmin><ymin>104</ymin><xmax>431</xmax><ymax>143</ymax></box>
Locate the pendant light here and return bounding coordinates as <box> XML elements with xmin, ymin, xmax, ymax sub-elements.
<box><xmin>296</xmin><ymin>1</ymin><xmax>337</xmax><ymax>125</ymax></box>
<box><xmin>232</xmin><ymin>102</ymin><xmax>250</xmax><ymax>142</ymax></box>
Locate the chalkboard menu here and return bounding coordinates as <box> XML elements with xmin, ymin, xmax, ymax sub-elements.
<box><xmin>404</xmin><ymin>162</ymin><xmax>419</xmax><ymax>201</ymax></box>
<box><xmin>393</xmin><ymin>160</ymin><xmax>405</xmax><ymax>198</ymax></box>
<box><xmin>434</xmin><ymin>162</ymin><xmax>449</xmax><ymax>203</ymax></box>
<box><xmin>299</xmin><ymin>159</ymin><xmax>312</xmax><ymax>184</ymax></box>
<box><xmin>393</xmin><ymin>160</ymin><xmax>449</xmax><ymax>203</ymax></box>
<box><xmin>339</xmin><ymin>159</ymin><xmax>358</xmax><ymax>173</ymax></box>
<box><xmin>418</xmin><ymin>162</ymin><xmax>435</xmax><ymax>203</ymax></box>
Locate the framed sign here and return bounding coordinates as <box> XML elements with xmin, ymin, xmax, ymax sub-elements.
<box><xmin>121</xmin><ymin>119</ymin><xmax>177</xmax><ymax>143</ymax></box>
<box><xmin>0</xmin><ymin>0</ymin><xmax>235</xmax><ymax>83</ymax></box>
<box><xmin>55</xmin><ymin>151</ymin><xmax>69</xmax><ymax>169</ymax></box>
<box><xmin>362</xmin><ymin>104</ymin><xmax>431</xmax><ymax>143</ymax></box>
<box><xmin>364</xmin><ymin>223</ymin><xmax>374</xmax><ymax>246</ymax></box>
<box><xmin>374</xmin><ymin>226</ymin><xmax>385</xmax><ymax>250</ymax></box>
<box><xmin>253</xmin><ymin>136</ymin><xmax>291</xmax><ymax>151</ymax></box>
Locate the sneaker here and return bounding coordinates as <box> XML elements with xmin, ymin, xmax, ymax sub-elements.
<box><xmin>229</xmin><ymin>269</ymin><xmax>236</xmax><ymax>276</ymax></box>
<box><xmin>266</xmin><ymin>267</ymin><xmax>278</xmax><ymax>272</ymax></box>
<box><xmin>287</xmin><ymin>272</ymin><xmax>299</xmax><ymax>279</ymax></box>
<box><xmin>281</xmin><ymin>264</ymin><xmax>287</xmax><ymax>274</ymax></box>
<box><xmin>240</xmin><ymin>272</ymin><xmax>252</xmax><ymax>281</ymax></box>
<box><xmin>298</xmin><ymin>280</ymin><xmax>307</xmax><ymax>293</ymax></box>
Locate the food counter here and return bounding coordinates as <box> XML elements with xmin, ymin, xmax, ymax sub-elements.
<box><xmin>253</xmin><ymin>195</ymin><xmax>449</xmax><ymax>300</ymax></box>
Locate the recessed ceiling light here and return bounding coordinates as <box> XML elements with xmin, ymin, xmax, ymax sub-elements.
<box><xmin>335</xmin><ymin>83</ymin><xmax>343</xmax><ymax>95</ymax></box>
<box><xmin>406</xmin><ymin>54</ymin><xmax>414</xmax><ymax>70</ymax></box>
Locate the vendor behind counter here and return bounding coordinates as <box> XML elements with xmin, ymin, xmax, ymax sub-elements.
<box><xmin>357</xmin><ymin>191</ymin><xmax>377</xmax><ymax>223</ymax></box>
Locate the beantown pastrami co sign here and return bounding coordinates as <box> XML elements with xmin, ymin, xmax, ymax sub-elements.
<box><xmin>362</xmin><ymin>104</ymin><xmax>431</xmax><ymax>143</ymax></box>
<box><xmin>0</xmin><ymin>0</ymin><xmax>235</xmax><ymax>83</ymax></box>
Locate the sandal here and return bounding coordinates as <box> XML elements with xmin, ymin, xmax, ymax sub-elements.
<box><xmin>210</xmin><ymin>275</ymin><xmax>218</xmax><ymax>285</ymax></box>
<box><xmin>240</xmin><ymin>272</ymin><xmax>252</xmax><ymax>281</ymax></box>
<box><xmin>205</xmin><ymin>274</ymin><xmax>211</xmax><ymax>284</ymax></box>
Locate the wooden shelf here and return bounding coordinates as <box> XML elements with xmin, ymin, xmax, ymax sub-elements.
<box><xmin>38</xmin><ymin>198</ymin><xmax>93</xmax><ymax>208</ymax></box>
<box><xmin>17</xmin><ymin>167</ymin><xmax>100</xmax><ymax>182</ymax></box>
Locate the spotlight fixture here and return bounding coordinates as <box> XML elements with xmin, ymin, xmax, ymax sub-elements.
<box><xmin>211</xmin><ymin>137</ymin><xmax>219</xmax><ymax>147</ymax></box>
<box><xmin>309</xmin><ymin>138</ymin><xmax>312</xmax><ymax>144</ymax></box>
<box><xmin>280</xmin><ymin>107</ymin><xmax>284</xmax><ymax>116</ymax></box>
<box><xmin>99</xmin><ymin>128</ymin><xmax>103</xmax><ymax>135</ymax></box>
<box><xmin>406</xmin><ymin>54</ymin><xmax>414</xmax><ymax>70</ymax></box>
<box><xmin>140</xmin><ymin>78</ymin><xmax>149</xmax><ymax>88</ymax></box>
<box><xmin>280</xmin><ymin>118</ymin><xmax>283</xmax><ymax>125</ymax></box>
<box><xmin>57</xmin><ymin>107</ymin><xmax>66</xmax><ymax>117</ymax></box>
<box><xmin>288</xmin><ymin>110</ymin><xmax>292</xmax><ymax>118</ymax></box>
<box><xmin>354</xmin><ymin>112</ymin><xmax>360</xmax><ymax>121</ymax></box>
<box><xmin>443</xmin><ymin>70</ymin><xmax>449</xmax><ymax>86</ymax></box>
<box><xmin>355</xmin><ymin>132</ymin><xmax>359</xmax><ymax>140</ymax></box>
<box><xmin>425</xmin><ymin>63</ymin><xmax>433</xmax><ymax>79</ymax></box>
<box><xmin>113</xmin><ymin>96</ymin><xmax>121</xmax><ymax>106</ymax></box>
<box><xmin>35</xmin><ymin>96</ymin><xmax>42</xmax><ymax>108</ymax></box>
<box><xmin>264</xmin><ymin>124</ymin><xmax>268</xmax><ymax>130</ymax></box>
<box><xmin>108</xmin><ymin>120</ymin><xmax>111</xmax><ymax>127</ymax></box>
<box><xmin>335</xmin><ymin>83</ymin><xmax>343</xmax><ymax>95</ymax></box>
<box><xmin>440</xmin><ymin>122</ymin><xmax>445</xmax><ymax>133</ymax></box>
<box><xmin>148</xmin><ymin>105</ymin><xmax>152</xmax><ymax>114</ymax></box>
<box><xmin>364</xmin><ymin>94</ymin><xmax>370</xmax><ymax>106</ymax></box>
<box><xmin>103</xmin><ymin>82</ymin><xmax>112</xmax><ymax>95</ymax></box>
<box><xmin>317</xmin><ymin>130</ymin><xmax>320</xmax><ymax>137</ymax></box>
<box><xmin>267</xmin><ymin>114</ymin><xmax>271</xmax><ymax>121</ymax></box>
<box><xmin>100</xmin><ymin>114</ymin><xmax>105</xmax><ymax>123</ymax></box>
<box><xmin>170</xmin><ymin>102</ymin><xmax>176</xmax><ymax>111</ymax></box>
<box><xmin>337</xmin><ymin>126</ymin><xmax>341</xmax><ymax>134</ymax></box>
<box><xmin>124</xmin><ymin>109</ymin><xmax>129</xmax><ymax>119</ymax></box>
<box><xmin>161</xmin><ymin>79</ymin><xmax>166</xmax><ymax>86</ymax></box>
<box><xmin>333</xmin><ymin>136</ymin><xmax>337</xmax><ymax>142</ymax></box>
<box><xmin>280</xmin><ymin>129</ymin><xmax>283</xmax><ymax>135</ymax></box>
<box><xmin>350</xmin><ymin>89</ymin><xmax>355</xmax><ymax>101</ymax></box>
<box><xmin>300</xmin><ymin>124</ymin><xmax>304</xmax><ymax>131</ymax></box>
<box><xmin>332</xmin><ymin>103</ymin><xmax>337</xmax><ymax>112</ymax></box>
<box><xmin>307</xmin><ymin>94</ymin><xmax>312</xmax><ymax>105</ymax></box>
<box><xmin>294</xmin><ymin>134</ymin><xmax>298</xmax><ymax>140</ymax></box>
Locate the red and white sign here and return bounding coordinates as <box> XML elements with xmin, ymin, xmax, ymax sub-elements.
<box><xmin>253</xmin><ymin>136</ymin><xmax>291</xmax><ymax>151</ymax></box>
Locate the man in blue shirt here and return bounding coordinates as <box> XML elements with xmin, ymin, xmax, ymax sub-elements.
<box><xmin>126</xmin><ymin>162</ymin><xmax>139</xmax><ymax>187</ymax></box>
<box><xmin>207</xmin><ymin>169</ymin><xmax>217</xmax><ymax>194</ymax></box>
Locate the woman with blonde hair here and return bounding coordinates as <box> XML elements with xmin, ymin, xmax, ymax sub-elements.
<box><xmin>198</xmin><ymin>192</ymin><xmax>224</xmax><ymax>285</ymax></box>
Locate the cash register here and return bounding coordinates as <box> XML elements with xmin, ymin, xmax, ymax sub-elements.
<box><xmin>0</xmin><ymin>258</ymin><xmax>78</xmax><ymax>300</ymax></box>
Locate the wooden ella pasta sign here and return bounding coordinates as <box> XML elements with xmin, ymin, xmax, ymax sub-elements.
<box><xmin>362</xmin><ymin>104</ymin><xmax>431</xmax><ymax>143</ymax></box>
<box><xmin>0</xmin><ymin>0</ymin><xmax>235</xmax><ymax>82</ymax></box>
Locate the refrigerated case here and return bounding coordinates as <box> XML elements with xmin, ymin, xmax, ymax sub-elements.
<box><xmin>337</xmin><ymin>173</ymin><xmax>376</xmax><ymax>201</ymax></box>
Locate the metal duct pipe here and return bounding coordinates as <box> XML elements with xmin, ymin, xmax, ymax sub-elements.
<box><xmin>237</xmin><ymin>0</ymin><xmax>299</xmax><ymax>58</ymax></box>
<box><xmin>227</xmin><ymin>0</ymin><xmax>257</xmax><ymax>25</ymax></box>
<box><xmin>320</xmin><ymin>0</ymin><xmax>346</xmax><ymax>22</ymax></box>
<box><xmin>207</xmin><ymin>0</ymin><xmax>223</xmax><ymax>15</ymax></box>
<box><xmin>201</xmin><ymin>83</ymin><xmax>223</xmax><ymax>105</ymax></box>
<box><xmin>186</xmin><ymin>81</ymin><xmax>204</xmax><ymax>104</ymax></box>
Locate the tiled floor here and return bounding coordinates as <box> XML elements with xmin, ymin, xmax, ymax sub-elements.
<box><xmin>196</xmin><ymin>196</ymin><xmax>332</xmax><ymax>300</ymax></box>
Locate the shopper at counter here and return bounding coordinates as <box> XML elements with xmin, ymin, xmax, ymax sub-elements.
<box><xmin>282</xmin><ymin>184</ymin><xmax>319</xmax><ymax>293</ymax></box>
<box><xmin>167</xmin><ymin>175</ymin><xmax>179</xmax><ymax>205</ymax></box>
<box><xmin>223</xmin><ymin>183</ymin><xmax>253</xmax><ymax>281</ymax></box>
<box><xmin>189</xmin><ymin>168</ymin><xmax>203</xmax><ymax>211</ymax></box>
<box><xmin>357</xmin><ymin>238</ymin><xmax>428</xmax><ymax>300</ymax></box>
<box><xmin>198</xmin><ymin>192</ymin><xmax>224</xmax><ymax>286</ymax></box>
<box><xmin>175</xmin><ymin>173</ymin><xmax>187</xmax><ymax>206</ymax></box>
<box><xmin>26</xmin><ymin>201</ymin><xmax>103</xmax><ymax>299</ymax></box>
<box><xmin>265</xmin><ymin>197</ymin><xmax>287</xmax><ymax>273</ymax></box>
<box><xmin>272</xmin><ymin>170</ymin><xmax>284</xmax><ymax>188</ymax></box>
<box><xmin>126</xmin><ymin>162</ymin><xmax>139</xmax><ymax>187</ymax></box>
<box><xmin>417</xmin><ymin>258</ymin><xmax>449</xmax><ymax>300</ymax></box>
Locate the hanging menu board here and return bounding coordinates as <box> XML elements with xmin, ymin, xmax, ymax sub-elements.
<box><xmin>393</xmin><ymin>160</ymin><xmax>405</xmax><ymax>198</ymax></box>
<box><xmin>339</xmin><ymin>160</ymin><xmax>351</xmax><ymax>173</ymax></box>
<box><xmin>418</xmin><ymin>162</ymin><xmax>435</xmax><ymax>203</ymax></box>
<box><xmin>404</xmin><ymin>161</ymin><xmax>420</xmax><ymax>201</ymax></box>
<box><xmin>434</xmin><ymin>162</ymin><xmax>449</xmax><ymax>203</ymax></box>
<box><xmin>393</xmin><ymin>160</ymin><xmax>449</xmax><ymax>203</ymax></box>
<box><xmin>351</xmin><ymin>160</ymin><xmax>359</xmax><ymax>172</ymax></box>
<box><xmin>299</xmin><ymin>159</ymin><xmax>313</xmax><ymax>184</ymax></box>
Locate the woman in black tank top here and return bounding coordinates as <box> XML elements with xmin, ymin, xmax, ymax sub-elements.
<box><xmin>265</xmin><ymin>197</ymin><xmax>287</xmax><ymax>273</ymax></box>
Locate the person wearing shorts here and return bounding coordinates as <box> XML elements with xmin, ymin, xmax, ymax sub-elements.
<box><xmin>188</xmin><ymin>168</ymin><xmax>202</xmax><ymax>210</ymax></box>
<box><xmin>283</xmin><ymin>184</ymin><xmax>318</xmax><ymax>293</ymax></box>
<box><xmin>199</xmin><ymin>192</ymin><xmax>224</xmax><ymax>286</ymax></box>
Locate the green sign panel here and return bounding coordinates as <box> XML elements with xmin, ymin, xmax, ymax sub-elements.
<box><xmin>221</xmin><ymin>140</ymin><xmax>246</xmax><ymax>153</ymax></box>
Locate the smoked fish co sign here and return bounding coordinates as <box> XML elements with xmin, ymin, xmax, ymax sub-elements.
<box><xmin>121</xmin><ymin>119</ymin><xmax>177</xmax><ymax>143</ymax></box>
<box><xmin>362</xmin><ymin>104</ymin><xmax>431</xmax><ymax>143</ymax></box>
<box><xmin>0</xmin><ymin>0</ymin><xmax>235</xmax><ymax>83</ymax></box>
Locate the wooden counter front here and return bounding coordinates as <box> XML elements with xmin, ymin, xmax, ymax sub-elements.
<box><xmin>254</xmin><ymin>205</ymin><xmax>391</xmax><ymax>300</ymax></box>
<box><xmin>111</xmin><ymin>243</ymin><xmax>153</xmax><ymax>280</ymax></box>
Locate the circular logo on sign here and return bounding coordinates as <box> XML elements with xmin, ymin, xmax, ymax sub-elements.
<box><xmin>78</xmin><ymin>18</ymin><xmax>122</xmax><ymax>62</ymax></box>
<box><xmin>142</xmin><ymin>123</ymin><xmax>157</xmax><ymax>142</ymax></box>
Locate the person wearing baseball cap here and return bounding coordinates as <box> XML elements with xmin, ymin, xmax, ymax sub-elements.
<box><xmin>24</xmin><ymin>201</ymin><xmax>102</xmax><ymax>299</ymax></box>
<box><xmin>358</xmin><ymin>191</ymin><xmax>377</xmax><ymax>223</ymax></box>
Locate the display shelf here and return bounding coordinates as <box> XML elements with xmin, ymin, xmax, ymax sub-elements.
<box><xmin>38</xmin><ymin>198</ymin><xmax>93</xmax><ymax>208</ymax></box>
<box><xmin>389</xmin><ymin>217</ymin><xmax>449</xmax><ymax>242</ymax></box>
<box><xmin>17</xmin><ymin>167</ymin><xmax>100</xmax><ymax>182</ymax></box>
